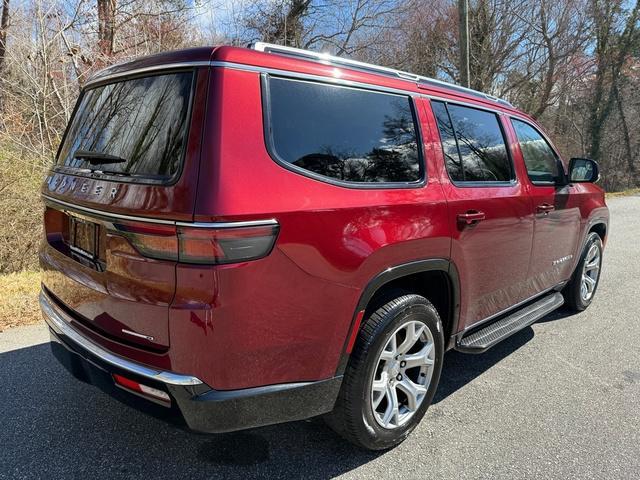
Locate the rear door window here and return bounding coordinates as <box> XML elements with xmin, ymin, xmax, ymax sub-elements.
<box><xmin>56</xmin><ymin>71</ymin><xmax>194</xmax><ymax>183</ymax></box>
<box><xmin>264</xmin><ymin>76</ymin><xmax>423</xmax><ymax>185</ymax></box>
<box><xmin>432</xmin><ymin>101</ymin><xmax>514</xmax><ymax>184</ymax></box>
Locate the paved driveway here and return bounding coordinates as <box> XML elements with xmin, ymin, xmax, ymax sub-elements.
<box><xmin>1</xmin><ymin>195</ymin><xmax>639</xmax><ymax>480</ymax></box>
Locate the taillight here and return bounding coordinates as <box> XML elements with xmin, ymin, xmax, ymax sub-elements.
<box><xmin>114</xmin><ymin>223</ymin><xmax>179</xmax><ymax>261</ymax></box>
<box><xmin>113</xmin><ymin>222</ymin><xmax>279</xmax><ymax>265</ymax></box>
<box><xmin>178</xmin><ymin>224</ymin><xmax>279</xmax><ymax>264</ymax></box>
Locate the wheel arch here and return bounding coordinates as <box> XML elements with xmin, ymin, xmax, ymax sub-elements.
<box><xmin>588</xmin><ymin>222</ymin><xmax>607</xmax><ymax>243</ymax></box>
<box><xmin>335</xmin><ymin>259</ymin><xmax>461</xmax><ymax>376</ymax></box>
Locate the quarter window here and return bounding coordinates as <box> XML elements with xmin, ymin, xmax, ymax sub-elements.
<box><xmin>265</xmin><ymin>77</ymin><xmax>422</xmax><ymax>184</ymax></box>
<box><xmin>431</xmin><ymin>102</ymin><xmax>463</xmax><ymax>181</ymax></box>
<box><xmin>511</xmin><ymin>119</ymin><xmax>560</xmax><ymax>184</ymax></box>
<box><xmin>432</xmin><ymin>101</ymin><xmax>513</xmax><ymax>183</ymax></box>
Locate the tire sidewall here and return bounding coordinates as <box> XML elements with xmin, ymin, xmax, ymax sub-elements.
<box><xmin>571</xmin><ymin>233</ymin><xmax>603</xmax><ymax>310</ymax></box>
<box><xmin>353</xmin><ymin>297</ymin><xmax>444</xmax><ymax>449</ymax></box>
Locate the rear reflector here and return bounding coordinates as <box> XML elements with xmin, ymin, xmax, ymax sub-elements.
<box><xmin>113</xmin><ymin>373</ymin><xmax>171</xmax><ymax>404</ymax></box>
<box><xmin>346</xmin><ymin>310</ymin><xmax>366</xmax><ymax>354</ymax></box>
<box><xmin>113</xmin><ymin>222</ymin><xmax>279</xmax><ymax>265</ymax></box>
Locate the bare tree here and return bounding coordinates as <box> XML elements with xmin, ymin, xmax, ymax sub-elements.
<box><xmin>367</xmin><ymin>0</ymin><xmax>454</xmax><ymax>77</ymax></box>
<box><xmin>244</xmin><ymin>0</ymin><xmax>311</xmax><ymax>47</ymax></box>
<box><xmin>587</xmin><ymin>0</ymin><xmax>640</xmax><ymax>166</ymax></box>
<box><xmin>0</xmin><ymin>0</ymin><xmax>639</xmax><ymax>193</ymax></box>
<box><xmin>243</xmin><ymin>0</ymin><xmax>406</xmax><ymax>55</ymax></box>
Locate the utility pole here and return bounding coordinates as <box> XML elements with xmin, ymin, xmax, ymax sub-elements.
<box><xmin>458</xmin><ymin>0</ymin><xmax>470</xmax><ymax>88</ymax></box>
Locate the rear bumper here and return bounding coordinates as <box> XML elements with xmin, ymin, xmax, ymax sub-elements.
<box><xmin>40</xmin><ymin>289</ymin><xmax>342</xmax><ymax>433</ymax></box>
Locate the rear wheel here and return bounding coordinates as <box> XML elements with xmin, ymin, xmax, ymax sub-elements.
<box><xmin>325</xmin><ymin>294</ymin><xmax>444</xmax><ymax>450</ymax></box>
<box><xmin>563</xmin><ymin>232</ymin><xmax>603</xmax><ymax>311</ymax></box>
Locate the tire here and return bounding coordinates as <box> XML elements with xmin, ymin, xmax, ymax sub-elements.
<box><xmin>325</xmin><ymin>294</ymin><xmax>444</xmax><ymax>450</ymax></box>
<box><xmin>563</xmin><ymin>232</ymin><xmax>603</xmax><ymax>311</ymax></box>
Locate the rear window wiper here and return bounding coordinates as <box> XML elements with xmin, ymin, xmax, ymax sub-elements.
<box><xmin>74</xmin><ymin>149</ymin><xmax>127</xmax><ymax>165</ymax></box>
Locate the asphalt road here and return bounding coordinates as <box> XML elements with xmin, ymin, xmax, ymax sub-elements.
<box><xmin>1</xmin><ymin>195</ymin><xmax>639</xmax><ymax>480</ymax></box>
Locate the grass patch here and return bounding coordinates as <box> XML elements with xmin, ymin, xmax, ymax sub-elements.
<box><xmin>0</xmin><ymin>271</ymin><xmax>41</xmax><ymax>332</ymax></box>
<box><xmin>0</xmin><ymin>145</ymin><xmax>48</xmax><ymax>274</ymax></box>
<box><xmin>607</xmin><ymin>188</ymin><xmax>640</xmax><ymax>198</ymax></box>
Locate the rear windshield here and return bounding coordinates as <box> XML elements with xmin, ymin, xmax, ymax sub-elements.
<box><xmin>56</xmin><ymin>71</ymin><xmax>194</xmax><ymax>182</ymax></box>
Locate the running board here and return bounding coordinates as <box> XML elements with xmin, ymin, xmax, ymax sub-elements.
<box><xmin>456</xmin><ymin>292</ymin><xmax>564</xmax><ymax>353</ymax></box>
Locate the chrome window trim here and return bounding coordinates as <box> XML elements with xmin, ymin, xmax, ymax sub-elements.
<box><xmin>211</xmin><ymin>61</ymin><xmax>515</xmax><ymax>117</ymax></box>
<box><xmin>40</xmin><ymin>290</ymin><xmax>204</xmax><ymax>386</ymax></box>
<box><xmin>425</xmin><ymin>94</ymin><xmax>508</xmax><ymax>115</ymax></box>
<box><xmin>428</xmin><ymin>99</ymin><xmax>519</xmax><ymax>187</ymax></box>
<box><xmin>42</xmin><ymin>194</ymin><xmax>278</xmax><ymax>229</ymax></box>
<box><xmin>260</xmin><ymin>73</ymin><xmax>426</xmax><ymax>190</ymax></box>
<box><xmin>84</xmin><ymin>61</ymin><xmax>210</xmax><ymax>88</ymax></box>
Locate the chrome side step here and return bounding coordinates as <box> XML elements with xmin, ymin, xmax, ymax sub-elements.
<box><xmin>456</xmin><ymin>292</ymin><xmax>564</xmax><ymax>354</ymax></box>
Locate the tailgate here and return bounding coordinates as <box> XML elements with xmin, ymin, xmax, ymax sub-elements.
<box><xmin>39</xmin><ymin>66</ymin><xmax>209</xmax><ymax>350</ymax></box>
<box><xmin>41</xmin><ymin>203</ymin><xmax>176</xmax><ymax>350</ymax></box>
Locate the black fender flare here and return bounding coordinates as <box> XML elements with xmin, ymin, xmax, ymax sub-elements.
<box><xmin>335</xmin><ymin>258</ymin><xmax>461</xmax><ymax>376</ymax></box>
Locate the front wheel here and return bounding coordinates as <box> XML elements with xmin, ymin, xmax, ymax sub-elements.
<box><xmin>325</xmin><ymin>294</ymin><xmax>444</xmax><ymax>450</ymax></box>
<box><xmin>563</xmin><ymin>232</ymin><xmax>603</xmax><ymax>311</ymax></box>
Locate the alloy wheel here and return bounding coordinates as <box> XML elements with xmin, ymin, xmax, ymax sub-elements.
<box><xmin>370</xmin><ymin>320</ymin><xmax>435</xmax><ymax>429</ymax></box>
<box><xmin>580</xmin><ymin>243</ymin><xmax>601</xmax><ymax>302</ymax></box>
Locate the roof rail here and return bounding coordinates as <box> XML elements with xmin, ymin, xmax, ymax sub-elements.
<box><xmin>250</xmin><ymin>42</ymin><xmax>513</xmax><ymax>108</ymax></box>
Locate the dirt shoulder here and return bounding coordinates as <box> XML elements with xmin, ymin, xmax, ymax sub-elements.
<box><xmin>0</xmin><ymin>271</ymin><xmax>41</xmax><ymax>332</ymax></box>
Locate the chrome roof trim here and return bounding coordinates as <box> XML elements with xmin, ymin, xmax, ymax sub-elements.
<box><xmin>250</xmin><ymin>42</ymin><xmax>513</xmax><ymax>107</ymax></box>
<box><xmin>211</xmin><ymin>61</ymin><xmax>514</xmax><ymax>114</ymax></box>
<box><xmin>211</xmin><ymin>61</ymin><xmax>425</xmax><ymax>97</ymax></box>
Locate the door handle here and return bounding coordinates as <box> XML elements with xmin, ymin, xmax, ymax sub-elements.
<box><xmin>457</xmin><ymin>210</ymin><xmax>486</xmax><ymax>225</ymax></box>
<box><xmin>536</xmin><ymin>203</ymin><xmax>555</xmax><ymax>215</ymax></box>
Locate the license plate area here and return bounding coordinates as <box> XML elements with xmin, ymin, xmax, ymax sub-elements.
<box><xmin>70</xmin><ymin>217</ymin><xmax>97</xmax><ymax>255</ymax></box>
<box><xmin>67</xmin><ymin>216</ymin><xmax>104</xmax><ymax>270</ymax></box>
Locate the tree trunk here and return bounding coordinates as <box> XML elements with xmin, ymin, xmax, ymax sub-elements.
<box><xmin>613</xmin><ymin>80</ymin><xmax>638</xmax><ymax>186</ymax></box>
<box><xmin>97</xmin><ymin>0</ymin><xmax>116</xmax><ymax>56</ymax></box>
<box><xmin>0</xmin><ymin>0</ymin><xmax>9</xmax><ymax>72</ymax></box>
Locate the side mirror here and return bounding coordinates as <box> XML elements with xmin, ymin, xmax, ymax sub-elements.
<box><xmin>569</xmin><ymin>158</ymin><xmax>599</xmax><ymax>183</ymax></box>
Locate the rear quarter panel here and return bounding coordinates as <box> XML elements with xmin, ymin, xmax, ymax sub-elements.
<box><xmin>170</xmin><ymin>67</ymin><xmax>451</xmax><ymax>389</ymax></box>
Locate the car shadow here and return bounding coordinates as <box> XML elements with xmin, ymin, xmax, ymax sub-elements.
<box><xmin>433</xmin><ymin>326</ymin><xmax>534</xmax><ymax>403</ymax></box>
<box><xmin>0</xmin><ymin>317</ymin><xmax>555</xmax><ymax>479</ymax></box>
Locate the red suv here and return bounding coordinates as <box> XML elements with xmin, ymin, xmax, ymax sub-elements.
<box><xmin>40</xmin><ymin>43</ymin><xmax>609</xmax><ymax>450</ymax></box>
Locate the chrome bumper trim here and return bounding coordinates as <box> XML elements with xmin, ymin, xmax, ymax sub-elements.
<box><xmin>39</xmin><ymin>290</ymin><xmax>203</xmax><ymax>386</ymax></box>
